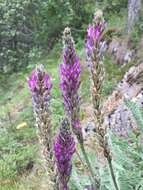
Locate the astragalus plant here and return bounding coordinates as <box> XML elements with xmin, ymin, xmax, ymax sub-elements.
<box><xmin>28</xmin><ymin>65</ymin><xmax>56</xmax><ymax>189</ymax></box>
<box><xmin>27</xmin><ymin>10</ymin><xmax>138</xmax><ymax>190</ymax></box>
<box><xmin>54</xmin><ymin>118</ymin><xmax>75</xmax><ymax>190</ymax></box>
<box><xmin>60</xmin><ymin>27</ymin><xmax>99</xmax><ymax>188</ymax></box>
<box><xmin>86</xmin><ymin>10</ymin><xmax>119</xmax><ymax>190</ymax></box>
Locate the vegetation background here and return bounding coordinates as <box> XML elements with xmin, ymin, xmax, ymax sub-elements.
<box><xmin>0</xmin><ymin>0</ymin><xmax>143</xmax><ymax>190</ymax></box>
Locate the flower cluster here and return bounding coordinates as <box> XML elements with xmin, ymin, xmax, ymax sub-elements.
<box><xmin>60</xmin><ymin>27</ymin><xmax>82</xmax><ymax>140</ymax></box>
<box><xmin>26</xmin><ymin>11</ymin><xmax>122</xmax><ymax>190</ymax></box>
<box><xmin>86</xmin><ymin>10</ymin><xmax>106</xmax><ymax>118</ymax></box>
<box><xmin>60</xmin><ymin>27</ymin><xmax>100</xmax><ymax>188</ymax></box>
<box><xmin>28</xmin><ymin>65</ymin><xmax>56</xmax><ymax>189</ymax></box>
<box><xmin>28</xmin><ymin>64</ymin><xmax>52</xmax><ymax>103</ymax></box>
<box><xmin>54</xmin><ymin>118</ymin><xmax>75</xmax><ymax>190</ymax></box>
<box><xmin>86</xmin><ymin>11</ymin><xmax>119</xmax><ymax>190</ymax></box>
<box><xmin>86</xmin><ymin>10</ymin><xmax>106</xmax><ymax>67</ymax></box>
<box><xmin>28</xmin><ymin>64</ymin><xmax>53</xmax><ymax>157</ymax></box>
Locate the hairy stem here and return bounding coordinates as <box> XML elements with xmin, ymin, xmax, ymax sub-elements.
<box><xmin>76</xmin><ymin>149</ymin><xmax>94</xmax><ymax>186</ymax></box>
<box><xmin>75</xmin><ymin>149</ymin><xmax>86</xmax><ymax>168</ymax></box>
<box><xmin>80</xmin><ymin>142</ymin><xmax>100</xmax><ymax>189</ymax></box>
<box><xmin>107</xmin><ymin>155</ymin><xmax>119</xmax><ymax>190</ymax></box>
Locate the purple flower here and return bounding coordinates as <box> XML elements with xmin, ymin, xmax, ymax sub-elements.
<box><xmin>28</xmin><ymin>64</ymin><xmax>52</xmax><ymax>108</ymax></box>
<box><xmin>28</xmin><ymin>65</ymin><xmax>52</xmax><ymax>94</ymax></box>
<box><xmin>54</xmin><ymin>118</ymin><xmax>75</xmax><ymax>190</ymax></box>
<box><xmin>60</xmin><ymin>27</ymin><xmax>82</xmax><ymax>140</ymax></box>
<box><xmin>28</xmin><ymin>70</ymin><xmax>38</xmax><ymax>92</ymax></box>
<box><xmin>86</xmin><ymin>24</ymin><xmax>103</xmax><ymax>52</ymax></box>
<box><xmin>60</xmin><ymin>57</ymin><xmax>81</xmax><ymax>115</ymax></box>
<box><xmin>86</xmin><ymin>11</ymin><xmax>106</xmax><ymax>60</ymax></box>
<box><xmin>27</xmin><ymin>64</ymin><xmax>54</xmax><ymax>171</ymax></box>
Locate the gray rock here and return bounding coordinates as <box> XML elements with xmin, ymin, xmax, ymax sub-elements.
<box><xmin>103</xmin><ymin>63</ymin><xmax>143</xmax><ymax>137</ymax></box>
<box><xmin>82</xmin><ymin>122</ymin><xmax>96</xmax><ymax>137</ymax></box>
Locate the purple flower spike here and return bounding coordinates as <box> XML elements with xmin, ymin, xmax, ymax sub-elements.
<box><xmin>28</xmin><ymin>64</ymin><xmax>52</xmax><ymax>95</ymax></box>
<box><xmin>60</xmin><ymin>28</ymin><xmax>100</xmax><ymax>189</ymax></box>
<box><xmin>86</xmin><ymin>10</ymin><xmax>106</xmax><ymax>60</ymax></box>
<box><xmin>54</xmin><ymin>118</ymin><xmax>75</xmax><ymax>190</ymax></box>
<box><xmin>28</xmin><ymin>64</ymin><xmax>52</xmax><ymax>110</ymax></box>
<box><xmin>60</xmin><ymin>27</ymin><xmax>83</xmax><ymax>141</ymax></box>
<box><xmin>27</xmin><ymin>64</ymin><xmax>54</xmax><ymax>175</ymax></box>
<box><xmin>28</xmin><ymin>70</ymin><xmax>38</xmax><ymax>92</ymax></box>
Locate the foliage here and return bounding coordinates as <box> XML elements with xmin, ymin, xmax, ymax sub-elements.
<box><xmin>102</xmin><ymin>0</ymin><xmax>128</xmax><ymax>13</ymax></box>
<box><xmin>0</xmin><ymin>0</ymin><xmax>35</xmax><ymax>72</ymax></box>
<box><xmin>1</xmin><ymin>1</ymin><xmax>143</xmax><ymax>189</ymax></box>
<box><xmin>0</xmin><ymin>127</ymin><xmax>37</xmax><ymax>179</ymax></box>
<box><xmin>108</xmin><ymin>129</ymin><xmax>143</xmax><ymax>190</ymax></box>
<box><xmin>103</xmin><ymin>99</ymin><xmax>143</xmax><ymax>190</ymax></box>
<box><xmin>125</xmin><ymin>99</ymin><xmax>143</xmax><ymax>130</ymax></box>
<box><xmin>0</xmin><ymin>0</ymin><xmax>95</xmax><ymax>72</ymax></box>
<box><xmin>0</xmin><ymin>0</ymin><xmax>128</xmax><ymax>72</ymax></box>
<box><xmin>0</xmin><ymin>52</ymin><xmax>62</xmax><ymax>187</ymax></box>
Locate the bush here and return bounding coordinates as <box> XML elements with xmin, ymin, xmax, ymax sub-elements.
<box><xmin>0</xmin><ymin>0</ymin><xmax>96</xmax><ymax>73</ymax></box>
<box><xmin>0</xmin><ymin>127</ymin><xmax>37</xmax><ymax>179</ymax></box>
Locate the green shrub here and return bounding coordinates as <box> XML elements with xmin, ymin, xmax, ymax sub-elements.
<box><xmin>0</xmin><ymin>127</ymin><xmax>37</xmax><ymax>180</ymax></box>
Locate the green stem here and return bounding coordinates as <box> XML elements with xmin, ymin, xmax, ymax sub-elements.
<box><xmin>80</xmin><ymin>142</ymin><xmax>100</xmax><ymax>189</ymax></box>
<box><xmin>107</xmin><ymin>156</ymin><xmax>119</xmax><ymax>190</ymax></box>
<box><xmin>75</xmin><ymin>149</ymin><xmax>94</xmax><ymax>186</ymax></box>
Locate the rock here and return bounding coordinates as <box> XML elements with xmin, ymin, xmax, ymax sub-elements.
<box><xmin>107</xmin><ymin>104</ymin><xmax>137</xmax><ymax>137</ymax></box>
<box><xmin>108</xmin><ymin>38</ymin><xmax>135</xmax><ymax>65</ymax></box>
<box><xmin>124</xmin><ymin>50</ymin><xmax>135</xmax><ymax>64</ymax></box>
<box><xmin>103</xmin><ymin>63</ymin><xmax>143</xmax><ymax>137</ymax></box>
<box><xmin>135</xmin><ymin>37</ymin><xmax>143</xmax><ymax>63</ymax></box>
<box><xmin>108</xmin><ymin>38</ymin><xmax>120</xmax><ymax>55</ymax></box>
<box><xmin>82</xmin><ymin>121</ymin><xmax>96</xmax><ymax>137</ymax></box>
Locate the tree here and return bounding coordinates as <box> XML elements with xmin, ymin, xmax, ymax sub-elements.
<box><xmin>126</xmin><ymin>0</ymin><xmax>143</xmax><ymax>33</ymax></box>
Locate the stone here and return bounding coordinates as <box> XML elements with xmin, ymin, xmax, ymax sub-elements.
<box><xmin>82</xmin><ymin>121</ymin><xmax>96</xmax><ymax>137</ymax></box>
<box><xmin>103</xmin><ymin>63</ymin><xmax>143</xmax><ymax>137</ymax></box>
<box><xmin>108</xmin><ymin>38</ymin><xmax>135</xmax><ymax>65</ymax></box>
